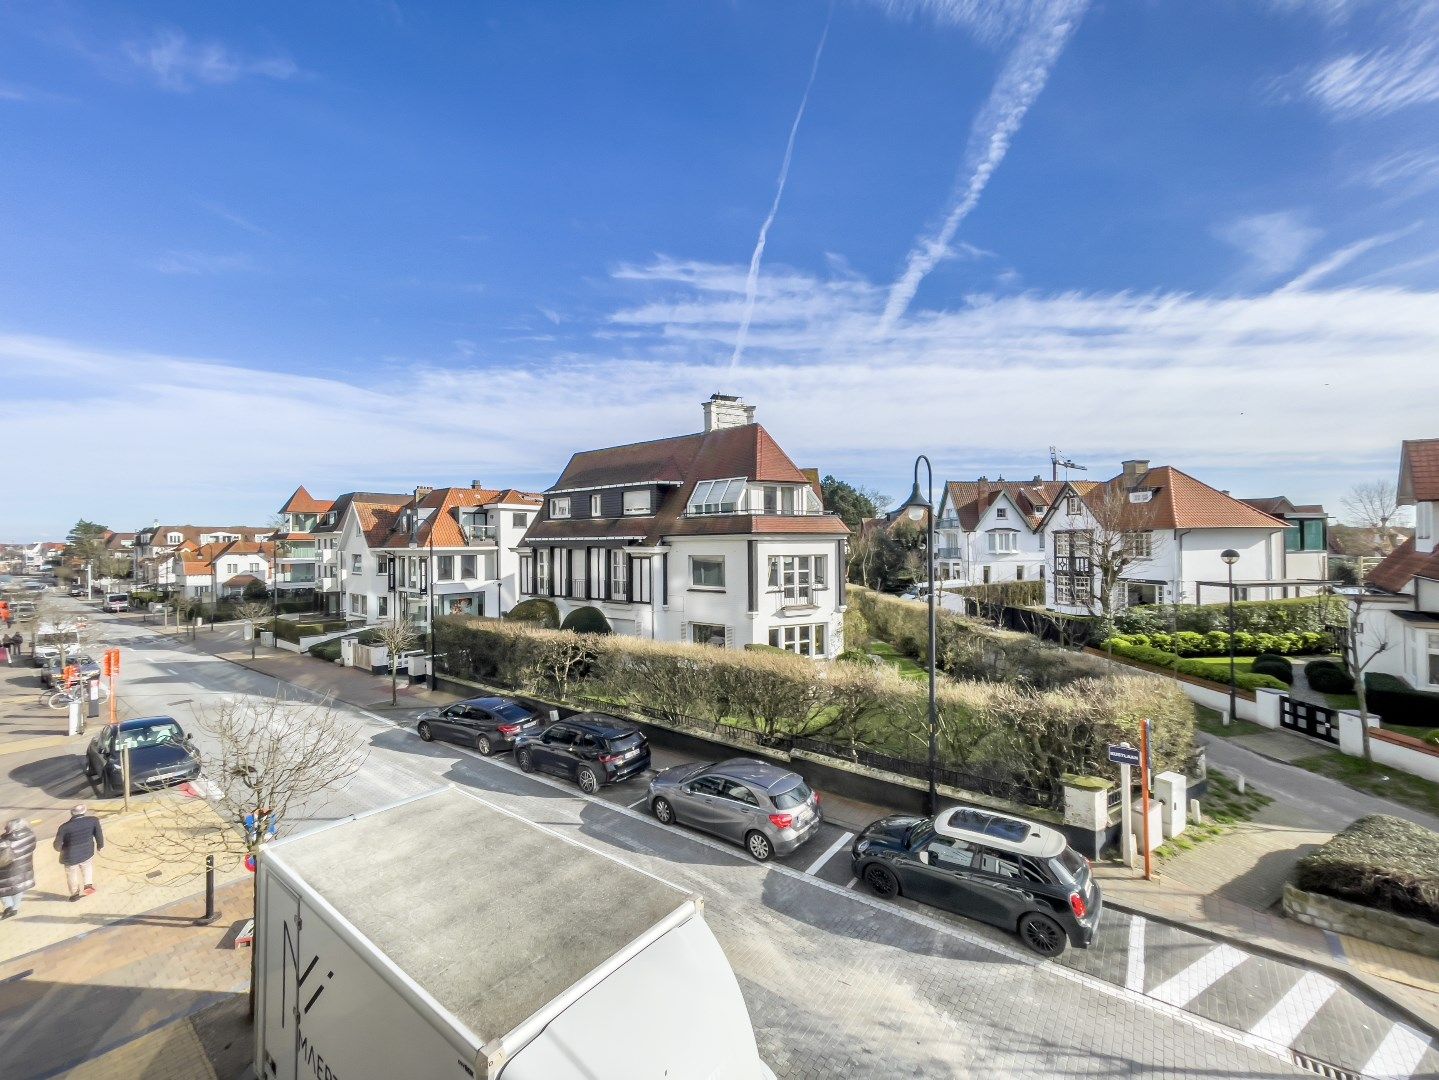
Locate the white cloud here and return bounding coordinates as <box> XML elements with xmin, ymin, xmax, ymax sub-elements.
<box><xmin>1214</xmin><ymin>212</ymin><xmax>1322</xmax><ymax>279</ymax></box>
<box><xmin>124</xmin><ymin>30</ymin><xmax>299</xmax><ymax>92</ymax></box>
<box><xmin>1304</xmin><ymin>43</ymin><xmax>1439</xmax><ymax>117</ymax></box>
<box><xmin>150</xmin><ymin>250</ymin><xmax>254</xmax><ymax>275</ymax></box>
<box><xmin>866</xmin><ymin>1</ymin><xmax>1057</xmax><ymax>47</ymax></box>
<box><xmin>4</xmin><ymin>261</ymin><xmax>1437</xmax><ymax>538</ymax></box>
<box><xmin>1278</xmin><ymin>224</ymin><xmax>1420</xmax><ymax>291</ymax></box>
<box><xmin>1358</xmin><ymin>149</ymin><xmax>1439</xmax><ymax>196</ymax></box>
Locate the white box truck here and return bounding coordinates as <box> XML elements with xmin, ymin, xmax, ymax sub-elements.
<box><xmin>255</xmin><ymin>786</ymin><xmax>773</xmax><ymax>1080</ymax></box>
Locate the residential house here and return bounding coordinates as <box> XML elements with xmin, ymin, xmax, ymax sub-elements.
<box><xmin>169</xmin><ymin>540</ymin><xmax>276</xmax><ymax>600</ymax></box>
<box><xmin>1350</xmin><ymin>438</ymin><xmax>1439</xmax><ymax>693</ymax></box>
<box><xmin>271</xmin><ymin>486</ymin><xmax>335</xmax><ymax>604</ymax></box>
<box><xmin>1239</xmin><ymin>497</ymin><xmax>1330</xmax><ymax>590</ymax></box>
<box><xmin>305</xmin><ymin>492</ymin><xmax>411</xmax><ymax>614</ymax></box>
<box><xmin>933</xmin><ymin>476</ymin><xmax>1097</xmax><ymax>586</ymax></box>
<box><xmin>334</xmin><ymin>484</ymin><xmax>540</xmax><ymax>626</ymax></box>
<box><xmin>518</xmin><ymin>395</ymin><xmax>850</xmax><ymax>657</ymax></box>
<box><xmin>131</xmin><ymin>524</ymin><xmax>272</xmax><ymax>590</ymax></box>
<box><xmin>1040</xmin><ymin>459</ymin><xmax>1299</xmax><ymax>615</ymax></box>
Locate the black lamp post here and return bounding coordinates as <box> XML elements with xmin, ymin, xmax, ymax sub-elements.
<box><xmin>899</xmin><ymin>455</ymin><xmax>939</xmax><ymax>816</ymax></box>
<box><xmin>1221</xmin><ymin>548</ymin><xmax>1240</xmax><ymax>724</ymax></box>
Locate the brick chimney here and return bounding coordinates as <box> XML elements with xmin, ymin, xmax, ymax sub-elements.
<box><xmin>471</xmin><ymin>480</ymin><xmax>484</xmax><ymax>489</ymax></box>
<box><xmin>414</xmin><ymin>485</ymin><xmax>435</xmax><ymax>499</ymax></box>
<box><xmin>1121</xmin><ymin>459</ymin><xmax>1149</xmax><ymax>485</ymax></box>
<box><xmin>702</xmin><ymin>393</ymin><xmax>756</xmax><ymax>432</ymax></box>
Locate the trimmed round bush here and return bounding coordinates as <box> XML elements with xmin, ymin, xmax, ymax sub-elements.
<box><xmin>1251</xmin><ymin>652</ymin><xmax>1294</xmax><ymax>685</ymax></box>
<box><xmin>1367</xmin><ymin>673</ymin><xmax>1439</xmax><ymax>726</ymax></box>
<box><xmin>1294</xmin><ymin>815</ymin><xmax>1439</xmax><ymax>923</ymax></box>
<box><xmin>560</xmin><ymin>605</ymin><xmax>612</xmax><ymax>635</ymax></box>
<box><xmin>1304</xmin><ymin>658</ymin><xmax>1354</xmax><ymax>694</ymax></box>
<box><xmin>505</xmin><ymin>598</ymin><xmax>561</xmax><ymax>629</ymax></box>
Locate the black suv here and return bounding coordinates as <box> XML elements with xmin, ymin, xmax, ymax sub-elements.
<box><xmin>851</xmin><ymin>805</ymin><xmax>1101</xmax><ymax>956</ymax></box>
<box><xmin>415</xmin><ymin>695</ymin><xmax>546</xmax><ymax>756</ymax></box>
<box><xmin>513</xmin><ymin>713</ymin><xmax>651</xmax><ymax>794</ymax></box>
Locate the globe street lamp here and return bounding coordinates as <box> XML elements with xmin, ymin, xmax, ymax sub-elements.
<box><xmin>1221</xmin><ymin>548</ymin><xmax>1240</xmax><ymax>724</ymax></box>
<box><xmin>899</xmin><ymin>455</ymin><xmax>939</xmax><ymax>815</ymax></box>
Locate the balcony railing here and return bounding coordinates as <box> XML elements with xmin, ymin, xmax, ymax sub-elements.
<box><xmin>935</xmin><ymin>547</ymin><xmax>964</xmax><ymax>559</ymax></box>
<box><xmin>460</xmin><ymin>524</ymin><xmax>498</xmax><ymax>544</ymax></box>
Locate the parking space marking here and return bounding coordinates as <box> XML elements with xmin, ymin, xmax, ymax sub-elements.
<box><xmin>627</xmin><ymin>795</ymin><xmax>651</xmax><ymax>810</ymax></box>
<box><xmin>1148</xmin><ymin>944</ymin><xmax>1247</xmax><ymax>1008</ymax></box>
<box><xmin>1248</xmin><ymin>970</ymin><xmax>1337</xmax><ymax>1046</ymax></box>
<box><xmin>1363</xmin><ymin>1022</ymin><xmax>1433</xmax><ymax>1080</ymax></box>
<box><xmin>803</xmin><ymin>830</ymin><xmax>853</xmax><ymax>876</ymax></box>
<box><xmin>1125</xmin><ymin>916</ymin><xmax>1145</xmax><ymax>992</ymax></box>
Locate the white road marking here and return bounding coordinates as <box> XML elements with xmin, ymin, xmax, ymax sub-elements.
<box><xmin>1125</xmin><ymin>915</ymin><xmax>1146</xmax><ymax>992</ymax></box>
<box><xmin>1248</xmin><ymin>970</ymin><xmax>1337</xmax><ymax>1045</ymax></box>
<box><xmin>627</xmin><ymin>795</ymin><xmax>651</xmax><ymax>810</ymax></box>
<box><xmin>803</xmin><ymin>830</ymin><xmax>854</xmax><ymax>876</ymax></box>
<box><xmin>845</xmin><ymin>876</ymin><xmax>860</xmax><ymax>891</ymax></box>
<box><xmin>1147</xmin><ymin>944</ymin><xmax>1247</xmax><ymax>1008</ymax></box>
<box><xmin>1363</xmin><ymin>1022</ymin><xmax>1434</xmax><ymax>1080</ymax></box>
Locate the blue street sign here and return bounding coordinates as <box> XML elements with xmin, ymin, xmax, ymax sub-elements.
<box><xmin>1108</xmin><ymin>744</ymin><xmax>1142</xmax><ymax>767</ymax></box>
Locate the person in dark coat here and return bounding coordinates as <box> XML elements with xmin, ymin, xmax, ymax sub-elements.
<box><xmin>54</xmin><ymin>804</ymin><xmax>104</xmax><ymax>901</ymax></box>
<box><xmin>0</xmin><ymin>818</ymin><xmax>37</xmax><ymax>917</ymax></box>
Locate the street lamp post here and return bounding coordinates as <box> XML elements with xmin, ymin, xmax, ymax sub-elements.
<box><xmin>1221</xmin><ymin>548</ymin><xmax>1240</xmax><ymax>725</ymax></box>
<box><xmin>899</xmin><ymin>455</ymin><xmax>939</xmax><ymax>816</ymax></box>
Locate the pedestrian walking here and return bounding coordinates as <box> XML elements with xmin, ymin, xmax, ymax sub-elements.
<box><xmin>12</xmin><ymin>632</ymin><xmax>23</xmax><ymax>659</ymax></box>
<box><xmin>0</xmin><ymin>819</ymin><xmax>37</xmax><ymax>918</ymax></box>
<box><xmin>53</xmin><ymin>804</ymin><xmax>104</xmax><ymax>901</ymax></box>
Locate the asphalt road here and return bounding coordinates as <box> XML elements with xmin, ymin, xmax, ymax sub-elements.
<box><xmin>40</xmin><ymin>602</ymin><xmax>1439</xmax><ymax>1080</ymax></box>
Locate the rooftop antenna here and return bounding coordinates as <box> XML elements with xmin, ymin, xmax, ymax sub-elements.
<box><xmin>1049</xmin><ymin>446</ymin><xmax>1088</xmax><ymax>482</ymax></box>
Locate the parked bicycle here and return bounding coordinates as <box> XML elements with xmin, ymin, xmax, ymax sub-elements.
<box><xmin>41</xmin><ymin>682</ymin><xmax>109</xmax><ymax>710</ymax></box>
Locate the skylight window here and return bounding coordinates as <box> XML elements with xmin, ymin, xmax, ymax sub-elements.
<box><xmin>687</xmin><ymin>477</ymin><xmax>746</xmax><ymax>515</ymax></box>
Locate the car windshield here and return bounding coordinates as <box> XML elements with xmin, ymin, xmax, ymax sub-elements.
<box><xmin>907</xmin><ymin>819</ymin><xmax>936</xmax><ymax>849</ymax></box>
<box><xmin>115</xmin><ymin>722</ymin><xmax>184</xmax><ymax>751</ymax></box>
<box><xmin>492</xmin><ymin>703</ymin><xmax>533</xmax><ymax>723</ymax></box>
<box><xmin>605</xmin><ymin>732</ymin><xmax>644</xmax><ymax>753</ymax></box>
<box><xmin>770</xmin><ymin>779</ymin><xmax>812</xmax><ymax>810</ymax></box>
<box><xmin>1050</xmin><ymin>846</ymin><xmax>1088</xmax><ymax>887</ymax></box>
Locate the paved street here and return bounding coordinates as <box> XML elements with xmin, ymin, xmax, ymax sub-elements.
<box><xmin>6</xmin><ymin>602</ymin><xmax>1438</xmax><ymax>1078</ymax></box>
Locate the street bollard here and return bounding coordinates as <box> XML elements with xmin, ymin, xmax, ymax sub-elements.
<box><xmin>1189</xmin><ymin>797</ymin><xmax>1202</xmax><ymax>825</ymax></box>
<box><xmin>196</xmin><ymin>854</ymin><xmax>218</xmax><ymax>925</ymax></box>
<box><xmin>1235</xmin><ymin>773</ymin><xmax>1246</xmax><ymax>795</ymax></box>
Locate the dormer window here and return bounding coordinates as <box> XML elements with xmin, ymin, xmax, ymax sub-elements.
<box><xmin>166</xmin><ymin>532</ymin><xmax>183</xmax><ymax>544</ymax></box>
<box><xmin>688</xmin><ymin>477</ymin><xmax>745</xmax><ymax>515</ymax></box>
<box><xmin>550</xmin><ymin>497</ymin><xmax>571</xmax><ymax>519</ymax></box>
<box><xmin>623</xmin><ymin>489</ymin><xmax>651</xmax><ymax>516</ymax></box>
<box><xmin>1128</xmin><ymin>490</ymin><xmax>1153</xmax><ymax>504</ymax></box>
<box><xmin>590</xmin><ymin>494</ymin><xmax>602</xmax><ymax>517</ymax></box>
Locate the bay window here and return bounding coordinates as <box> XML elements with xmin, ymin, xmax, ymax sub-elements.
<box><xmin>769</xmin><ymin>623</ymin><xmax>827</xmax><ymax>658</ymax></box>
<box><xmin>987</xmin><ymin>530</ymin><xmax>1018</xmax><ymax>554</ymax></box>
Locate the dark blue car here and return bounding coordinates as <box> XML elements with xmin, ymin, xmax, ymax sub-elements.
<box><xmin>84</xmin><ymin>716</ymin><xmax>201</xmax><ymax>797</ymax></box>
<box><xmin>513</xmin><ymin>713</ymin><xmax>651</xmax><ymax>794</ymax></box>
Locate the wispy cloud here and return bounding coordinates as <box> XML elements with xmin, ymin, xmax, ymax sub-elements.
<box><xmin>1214</xmin><ymin>211</ymin><xmax>1322</xmax><ymax>278</ymax></box>
<box><xmin>1303</xmin><ymin>43</ymin><xmax>1439</xmax><ymax>117</ymax></box>
<box><xmin>729</xmin><ymin>3</ymin><xmax>834</xmax><ymax>370</ymax></box>
<box><xmin>877</xmin><ymin>0</ymin><xmax>1089</xmax><ymax>332</ymax></box>
<box><xmin>868</xmin><ymin>0</ymin><xmax>1055</xmax><ymax>47</ymax></box>
<box><xmin>150</xmin><ymin>250</ymin><xmax>254</xmax><ymax>275</ymax></box>
<box><xmin>1359</xmin><ymin>149</ymin><xmax>1439</xmax><ymax>196</ymax></box>
<box><xmin>124</xmin><ymin>30</ymin><xmax>299</xmax><ymax>92</ymax></box>
<box><xmin>196</xmin><ymin>200</ymin><xmax>271</xmax><ymax>237</ymax></box>
<box><xmin>1279</xmin><ymin>224</ymin><xmax>1420</xmax><ymax>291</ymax></box>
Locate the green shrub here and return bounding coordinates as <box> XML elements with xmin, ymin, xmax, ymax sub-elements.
<box><xmin>309</xmin><ymin>640</ymin><xmax>343</xmax><ymax>662</ymax></box>
<box><xmin>1293</xmin><ymin>815</ymin><xmax>1439</xmax><ymax>923</ymax></box>
<box><xmin>130</xmin><ymin>590</ymin><xmax>163</xmax><ymax>605</ymax></box>
<box><xmin>1366</xmin><ymin>673</ymin><xmax>1439</xmax><ymax>726</ymax></box>
<box><xmin>505</xmin><ymin>598</ymin><xmax>560</xmax><ymax>629</ymax></box>
<box><xmin>1251</xmin><ymin>653</ymin><xmax>1294</xmax><ymax>685</ymax></box>
<box><xmin>560</xmin><ymin>606</ymin><xmax>612</xmax><ymax>634</ymax></box>
<box><xmin>1115</xmin><ymin>596</ymin><xmax>1345</xmax><ymax>638</ymax></box>
<box><xmin>1305</xmin><ymin>658</ymin><xmax>1354</xmax><ymax>694</ymax></box>
<box><xmin>1104</xmin><ymin>639</ymin><xmax>1287</xmax><ymax>690</ymax></box>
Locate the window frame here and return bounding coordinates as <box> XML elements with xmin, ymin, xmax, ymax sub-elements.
<box><xmin>690</xmin><ymin>555</ymin><xmax>726</xmax><ymax>590</ymax></box>
<box><xmin>623</xmin><ymin>489</ymin><xmax>651</xmax><ymax>516</ymax></box>
<box><xmin>690</xmin><ymin>622</ymin><xmax>727</xmax><ymax>648</ymax></box>
<box><xmin>590</xmin><ymin>494</ymin><xmax>602</xmax><ymax>517</ymax></box>
<box><xmin>549</xmin><ymin>497</ymin><xmax>571</xmax><ymax>520</ymax></box>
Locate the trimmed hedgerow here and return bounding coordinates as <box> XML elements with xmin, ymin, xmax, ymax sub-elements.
<box><xmin>504</xmin><ymin>598</ymin><xmax>561</xmax><ymax>629</ymax></box>
<box><xmin>1293</xmin><ymin>815</ymin><xmax>1439</xmax><ymax>924</ymax></box>
<box><xmin>1106</xmin><ymin>630</ymin><xmax>1331</xmax><ymax>658</ymax></box>
<box><xmin>1305</xmin><ymin>658</ymin><xmax>1355</xmax><ymax>695</ymax></box>
<box><xmin>1114</xmin><ymin>596</ymin><xmax>1344</xmax><ymax>637</ymax></box>
<box><xmin>1366</xmin><ymin>673</ymin><xmax>1439</xmax><ymax>726</ymax></box>
<box><xmin>559</xmin><ymin>605</ymin><xmax>612</xmax><ymax>634</ymax></box>
<box><xmin>1103</xmin><ymin>639</ymin><xmax>1288</xmax><ymax>691</ymax></box>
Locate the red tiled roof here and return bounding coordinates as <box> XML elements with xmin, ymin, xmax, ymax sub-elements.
<box><xmin>524</xmin><ymin>423</ymin><xmax>847</xmax><ymax>545</ymax></box>
<box><xmin>1400</xmin><ymin>439</ymin><xmax>1439</xmax><ymax>503</ymax></box>
<box><xmin>224</xmin><ymin>574</ymin><xmax>264</xmax><ymax>588</ymax></box>
<box><xmin>1065</xmin><ymin>467</ymin><xmax>1286</xmax><ymax>530</ymax></box>
<box><xmin>280</xmin><ymin>485</ymin><xmax>335</xmax><ymax>514</ymax></box>
<box><xmin>1367</xmin><ymin>538</ymin><xmax>1439</xmax><ymax>594</ymax></box>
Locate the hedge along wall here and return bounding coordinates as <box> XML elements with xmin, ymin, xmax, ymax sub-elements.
<box><xmin>1113</xmin><ymin>595</ymin><xmax>1344</xmax><ymax>637</ymax></box>
<box><xmin>431</xmin><ymin>613</ymin><xmax>1195</xmax><ymax>798</ymax></box>
<box><xmin>847</xmin><ymin>586</ymin><xmax>1115</xmax><ymax>690</ymax></box>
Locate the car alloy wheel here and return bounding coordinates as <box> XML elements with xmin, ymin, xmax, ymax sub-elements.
<box><xmin>863</xmin><ymin>864</ymin><xmax>899</xmax><ymax>898</ymax></box>
<box><xmin>476</xmin><ymin>735</ymin><xmax>493</xmax><ymax>756</ymax></box>
<box><xmin>516</xmin><ymin>749</ymin><xmax>534</xmax><ymax>773</ymax></box>
<box><xmin>1019</xmin><ymin>912</ymin><xmax>1066</xmax><ymax>957</ymax></box>
<box><xmin>746</xmin><ymin>831</ymin><xmax>773</xmax><ymax>861</ymax></box>
<box><xmin>417</xmin><ymin>721</ymin><xmax>433</xmax><ymax>742</ymax></box>
<box><xmin>652</xmin><ymin>797</ymin><xmax>674</xmax><ymax>824</ymax></box>
<box><xmin>577</xmin><ymin>767</ymin><xmax>601</xmax><ymax>795</ymax></box>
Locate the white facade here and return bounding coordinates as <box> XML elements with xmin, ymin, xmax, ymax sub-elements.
<box><xmin>934</xmin><ymin>489</ymin><xmax>1047</xmax><ymax>586</ymax></box>
<box><xmin>1355</xmin><ymin>465</ymin><xmax>1439</xmax><ymax>692</ymax></box>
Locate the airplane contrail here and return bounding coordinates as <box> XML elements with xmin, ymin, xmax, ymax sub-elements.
<box><xmin>878</xmin><ymin>0</ymin><xmax>1089</xmax><ymax>334</ymax></box>
<box><xmin>729</xmin><ymin>2</ymin><xmax>835</xmax><ymax>370</ymax></box>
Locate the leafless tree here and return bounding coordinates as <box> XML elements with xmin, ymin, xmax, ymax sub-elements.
<box><xmin>1070</xmin><ymin>485</ymin><xmax>1165</xmax><ymax>628</ymax></box>
<box><xmin>373</xmin><ymin>617</ymin><xmax>420</xmax><ymax>704</ymax></box>
<box><xmin>127</xmin><ymin>692</ymin><xmax>368</xmax><ymax>1010</ymax></box>
<box><xmin>234</xmin><ymin>601</ymin><xmax>272</xmax><ymax>660</ymax></box>
<box><xmin>1342</xmin><ymin>480</ymin><xmax>1411</xmax><ymax>554</ymax></box>
<box><xmin>1334</xmin><ymin>590</ymin><xmax>1390</xmax><ymax>758</ymax></box>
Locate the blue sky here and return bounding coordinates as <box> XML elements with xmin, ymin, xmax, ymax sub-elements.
<box><xmin>2</xmin><ymin>0</ymin><xmax>1437</xmax><ymax>539</ymax></box>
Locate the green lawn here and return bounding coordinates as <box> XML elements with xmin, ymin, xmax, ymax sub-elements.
<box><xmin>866</xmin><ymin>641</ymin><xmax>928</xmax><ymax>682</ymax></box>
<box><xmin>1382</xmin><ymin>723</ymin><xmax>1439</xmax><ymax>747</ymax></box>
<box><xmin>1293</xmin><ymin>751</ymin><xmax>1439</xmax><ymax>818</ymax></box>
<box><xmin>1193</xmin><ymin>705</ymin><xmax>1269</xmax><ymax>740</ymax></box>
<box><xmin>1324</xmin><ymin>693</ymin><xmax>1360</xmax><ymax>709</ymax></box>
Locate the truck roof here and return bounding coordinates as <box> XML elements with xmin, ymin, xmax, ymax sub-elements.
<box><xmin>265</xmin><ymin>787</ymin><xmax>696</xmax><ymax>1053</ymax></box>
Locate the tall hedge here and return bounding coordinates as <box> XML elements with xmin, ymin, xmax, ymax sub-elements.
<box><xmin>1114</xmin><ymin>596</ymin><xmax>1344</xmax><ymax>637</ymax></box>
<box><xmin>1293</xmin><ymin>815</ymin><xmax>1439</xmax><ymax>923</ymax></box>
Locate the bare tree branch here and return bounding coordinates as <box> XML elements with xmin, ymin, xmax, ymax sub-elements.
<box><xmin>1342</xmin><ymin>480</ymin><xmax>1411</xmax><ymax>554</ymax></box>
<box><xmin>373</xmin><ymin>617</ymin><xmax>420</xmax><ymax>705</ymax></box>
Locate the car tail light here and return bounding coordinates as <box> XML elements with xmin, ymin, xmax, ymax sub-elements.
<box><xmin>497</xmin><ymin>723</ymin><xmax>521</xmax><ymax>736</ymax></box>
<box><xmin>768</xmin><ymin>812</ymin><xmax>793</xmax><ymax>829</ymax></box>
<box><xmin>1069</xmin><ymin>892</ymin><xmax>1087</xmax><ymax>919</ymax></box>
<box><xmin>599</xmin><ymin>752</ymin><xmax>622</xmax><ymax>763</ymax></box>
<box><xmin>813</xmin><ymin>792</ymin><xmax>822</xmax><ymax>805</ymax></box>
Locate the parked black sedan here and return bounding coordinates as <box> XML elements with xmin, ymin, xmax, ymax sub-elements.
<box><xmin>84</xmin><ymin>716</ymin><xmax>202</xmax><ymax>797</ymax></box>
<box><xmin>513</xmin><ymin>713</ymin><xmax>650</xmax><ymax>794</ymax></box>
<box><xmin>851</xmin><ymin>805</ymin><xmax>1101</xmax><ymax>956</ymax></box>
<box><xmin>415</xmin><ymin>695</ymin><xmax>547</xmax><ymax>756</ymax></box>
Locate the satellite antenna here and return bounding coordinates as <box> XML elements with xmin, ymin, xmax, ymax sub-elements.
<box><xmin>1049</xmin><ymin>446</ymin><xmax>1088</xmax><ymax>482</ymax></box>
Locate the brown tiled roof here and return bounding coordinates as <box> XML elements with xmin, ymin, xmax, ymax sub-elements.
<box><xmin>525</xmin><ymin>423</ymin><xmax>846</xmax><ymax>545</ymax></box>
<box><xmin>1367</xmin><ymin>538</ymin><xmax>1439</xmax><ymax>594</ymax></box>
<box><xmin>1400</xmin><ymin>439</ymin><xmax>1439</xmax><ymax>503</ymax></box>
<box><xmin>370</xmin><ymin>487</ymin><xmax>545</xmax><ymax>549</ymax></box>
<box><xmin>223</xmin><ymin>574</ymin><xmax>264</xmax><ymax>588</ymax></box>
<box><xmin>1066</xmin><ymin>467</ymin><xmax>1286</xmax><ymax>530</ymax></box>
<box><xmin>316</xmin><ymin>492</ymin><xmax>410</xmax><ymax>534</ymax></box>
<box><xmin>280</xmin><ymin>485</ymin><xmax>335</xmax><ymax>514</ymax></box>
<box><xmin>1241</xmin><ymin>497</ymin><xmax>1326</xmax><ymax>518</ymax></box>
<box><xmin>942</xmin><ymin>478</ymin><xmax>1089</xmax><ymax>532</ymax></box>
<box><xmin>356</xmin><ymin>506</ymin><xmax>402</xmax><ymax>546</ymax></box>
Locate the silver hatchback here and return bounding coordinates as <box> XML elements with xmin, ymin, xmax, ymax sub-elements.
<box><xmin>647</xmin><ymin>757</ymin><xmax>823</xmax><ymax>861</ymax></box>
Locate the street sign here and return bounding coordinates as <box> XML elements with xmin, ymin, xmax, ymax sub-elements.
<box><xmin>1107</xmin><ymin>744</ymin><xmax>1142</xmax><ymax>767</ymax></box>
